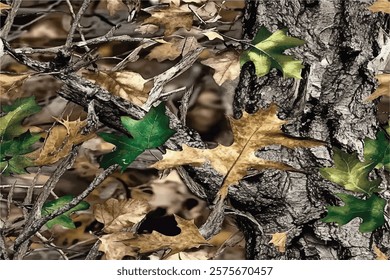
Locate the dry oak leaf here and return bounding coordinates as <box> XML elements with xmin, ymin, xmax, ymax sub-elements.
<box><xmin>369</xmin><ymin>0</ymin><xmax>390</xmax><ymax>13</ymax></box>
<box><xmin>122</xmin><ymin>215</ymin><xmax>208</xmax><ymax>258</ymax></box>
<box><xmin>365</xmin><ymin>74</ymin><xmax>390</xmax><ymax>101</ymax></box>
<box><xmin>147</xmin><ymin>37</ymin><xmax>200</xmax><ymax>62</ymax></box>
<box><xmin>143</xmin><ymin>6</ymin><xmax>193</xmax><ymax>36</ymax></box>
<box><xmin>29</xmin><ymin>118</ymin><xmax>95</xmax><ymax>166</ymax></box>
<box><xmin>99</xmin><ymin>232</ymin><xmax>138</xmax><ymax>260</ymax></box>
<box><xmin>94</xmin><ymin>198</ymin><xmax>150</xmax><ymax>233</ymax></box>
<box><xmin>0</xmin><ymin>73</ymin><xmax>29</xmax><ymax>100</ymax></box>
<box><xmin>203</xmin><ymin>30</ymin><xmax>224</xmax><ymax>41</ymax></box>
<box><xmin>152</xmin><ymin>104</ymin><xmax>322</xmax><ymax>197</ymax></box>
<box><xmin>201</xmin><ymin>51</ymin><xmax>240</xmax><ymax>86</ymax></box>
<box><xmin>269</xmin><ymin>232</ymin><xmax>288</xmax><ymax>253</ymax></box>
<box><xmin>84</xmin><ymin>71</ymin><xmax>149</xmax><ymax>106</ymax></box>
<box><xmin>373</xmin><ymin>245</ymin><xmax>389</xmax><ymax>260</ymax></box>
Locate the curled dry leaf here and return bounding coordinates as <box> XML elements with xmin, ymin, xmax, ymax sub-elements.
<box><xmin>84</xmin><ymin>70</ymin><xmax>149</xmax><ymax>106</ymax></box>
<box><xmin>365</xmin><ymin>74</ymin><xmax>390</xmax><ymax>101</ymax></box>
<box><xmin>201</xmin><ymin>51</ymin><xmax>240</xmax><ymax>85</ymax></box>
<box><xmin>0</xmin><ymin>73</ymin><xmax>30</xmax><ymax>101</ymax></box>
<box><xmin>373</xmin><ymin>245</ymin><xmax>389</xmax><ymax>260</ymax></box>
<box><xmin>152</xmin><ymin>104</ymin><xmax>322</xmax><ymax>197</ymax></box>
<box><xmin>122</xmin><ymin>215</ymin><xmax>208</xmax><ymax>259</ymax></box>
<box><xmin>143</xmin><ymin>6</ymin><xmax>193</xmax><ymax>36</ymax></box>
<box><xmin>203</xmin><ymin>30</ymin><xmax>224</xmax><ymax>41</ymax></box>
<box><xmin>268</xmin><ymin>232</ymin><xmax>288</xmax><ymax>253</ymax></box>
<box><xmin>28</xmin><ymin>118</ymin><xmax>95</xmax><ymax>166</ymax></box>
<box><xmin>369</xmin><ymin>0</ymin><xmax>390</xmax><ymax>13</ymax></box>
<box><xmin>94</xmin><ymin>198</ymin><xmax>150</xmax><ymax>233</ymax></box>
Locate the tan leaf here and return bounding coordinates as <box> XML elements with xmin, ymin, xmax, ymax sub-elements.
<box><xmin>94</xmin><ymin>198</ymin><xmax>150</xmax><ymax>233</ymax></box>
<box><xmin>143</xmin><ymin>6</ymin><xmax>193</xmax><ymax>36</ymax></box>
<box><xmin>29</xmin><ymin>118</ymin><xmax>95</xmax><ymax>166</ymax></box>
<box><xmin>135</xmin><ymin>24</ymin><xmax>159</xmax><ymax>35</ymax></box>
<box><xmin>0</xmin><ymin>3</ymin><xmax>11</xmax><ymax>12</ymax></box>
<box><xmin>152</xmin><ymin>104</ymin><xmax>322</xmax><ymax>197</ymax></box>
<box><xmin>269</xmin><ymin>232</ymin><xmax>287</xmax><ymax>253</ymax></box>
<box><xmin>99</xmin><ymin>232</ymin><xmax>138</xmax><ymax>260</ymax></box>
<box><xmin>123</xmin><ymin>215</ymin><xmax>208</xmax><ymax>258</ymax></box>
<box><xmin>373</xmin><ymin>245</ymin><xmax>389</xmax><ymax>260</ymax></box>
<box><xmin>147</xmin><ymin>38</ymin><xmax>183</xmax><ymax>62</ymax></box>
<box><xmin>369</xmin><ymin>0</ymin><xmax>390</xmax><ymax>13</ymax></box>
<box><xmin>201</xmin><ymin>51</ymin><xmax>240</xmax><ymax>85</ymax></box>
<box><xmin>0</xmin><ymin>73</ymin><xmax>29</xmax><ymax>100</ymax></box>
<box><xmin>160</xmin><ymin>0</ymin><xmax>181</xmax><ymax>6</ymax></box>
<box><xmin>203</xmin><ymin>30</ymin><xmax>224</xmax><ymax>41</ymax></box>
<box><xmin>365</xmin><ymin>74</ymin><xmax>390</xmax><ymax>101</ymax></box>
<box><xmin>84</xmin><ymin>71</ymin><xmax>149</xmax><ymax>106</ymax></box>
<box><xmin>106</xmin><ymin>0</ymin><xmax>126</xmax><ymax>16</ymax></box>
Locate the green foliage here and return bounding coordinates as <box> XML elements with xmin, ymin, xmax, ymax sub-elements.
<box><xmin>0</xmin><ymin>96</ymin><xmax>41</xmax><ymax>140</ymax></box>
<box><xmin>322</xmin><ymin>194</ymin><xmax>386</xmax><ymax>233</ymax></box>
<box><xmin>0</xmin><ymin>132</ymin><xmax>41</xmax><ymax>175</ymax></box>
<box><xmin>240</xmin><ymin>26</ymin><xmax>305</xmax><ymax>79</ymax></box>
<box><xmin>0</xmin><ymin>97</ymin><xmax>41</xmax><ymax>175</ymax></box>
<box><xmin>364</xmin><ymin>130</ymin><xmax>390</xmax><ymax>171</ymax></box>
<box><xmin>99</xmin><ymin>103</ymin><xmax>175</xmax><ymax>171</ymax></box>
<box><xmin>42</xmin><ymin>195</ymin><xmax>90</xmax><ymax>229</ymax></box>
<box><xmin>320</xmin><ymin>148</ymin><xmax>381</xmax><ymax>194</ymax></box>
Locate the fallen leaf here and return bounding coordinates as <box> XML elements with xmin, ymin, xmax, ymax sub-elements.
<box><xmin>106</xmin><ymin>0</ymin><xmax>126</xmax><ymax>16</ymax></box>
<box><xmin>94</xmin><ymin>198</ymin><xmax>150</xmax><ymax>233</ymax></box>
<box><xmin>373</xmin><ymin>245</ymin><xmax>389</xmax><ymax>260</ymax></box>
<box><xmin>84</xmin><ymin>70</ymin><xmax>149</xmax><ymax>106</ymax></box>
<box><xmin>143</xmin><ymin>6</ymin><xmax>193</xmax><ymax>36</ymax></box>
<box><xmin>160</xmin><ymin>0</ymin><xmax>180</xmax><ymax>6</ymax></box>
<box><xmin>135</xmin><ymin>24</ymin><xmax>159</xmax><ymax>35</ymax></box>
<box><xmin>203</xmin><ymin>30</ymin><xmax>224</xmax><ymax>41</ymax></box>
<box><xmin>99</xmin><ymin>232</ymin><xmax>138</xmax><ymax>260</ymax></box>
<box><xmin>365</xmin><ymin>74</ymin><xmax>390</xmax><ymax>101</ymax></box>
<box><xmin>201</xmin><ymin>51</ymin><xmax>240</xmax><ymax>85</ymax></box>
<box><xmin>29</xmin><ymin>118</ymin><xmax>95</xmax><ymax>166</ymax></box>
<box><xmin>123</xmin><ymin>215</ymin><xmax>208</xmax><ymax>258</ymax></box>
<box><xmin>152</xmin><ymin>104</ymin><xmax>321</xmax><ymax>197</ymax></box>
<box><xmin>369</xmin><ymin>0</ymin><xmax>390</xmax><ymax>13</ymax></box>
<box><xmin>0</xmin><ymin>73</ymin><xmax>29</xmax><ymax>100</ymax></box>
<box><xmin>147</xmin><ymin>38</ymin><xmax>183</xmax><ymax>62</ymax></box>
<box><xmin>322</xmin><ymin>193</ymin><xmax>386</xmax><ymax>233</ymax></box>
<box><xmin>269</xmin><ymin>232</ymin><xmax>287</xmax><ymax>253</ymax></box>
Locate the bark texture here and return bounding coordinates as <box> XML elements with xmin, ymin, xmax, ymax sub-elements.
<box><xmin>228</xmin><ymin>0</ymin><xmax>390</xmax><ymax>259</ymax></box>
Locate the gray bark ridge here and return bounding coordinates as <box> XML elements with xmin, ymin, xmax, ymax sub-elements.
<box><xmin>231</xmin><ymin>0</ymin><xmax>390</xmax><ymax>259</ymax></box>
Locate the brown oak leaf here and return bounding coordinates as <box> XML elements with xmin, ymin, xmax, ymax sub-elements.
<box><xmin>201</xmin><ymin>51</ymin><xmax>240</xmax><ymax>85</ymax></box>
<box><xmin>152</xmin><ymin>104</ymin><xmax>322</xmax><ymax>197</ymax></box>
<box><xmin>269</xmin><ymin>232</ymin><xmax>287</xmax><ymax>253</ymax></box>
<box><xmin>369</xmin><ymin>0</ymin><xmax>390</xmax><ymax>13</ymax></box>
<box><xmin>365</xmin><ymin>74</ymin><xmax>390</xmax><ymax>101</ymax></box>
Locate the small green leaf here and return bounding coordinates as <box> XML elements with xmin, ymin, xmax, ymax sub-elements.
<box><xmin>0</xmin><ymin>97</ymin><xmax>41</xmax><ymax>140</ymax></box>
<box><xmin>42</xmin><ymin>195</ymin><xmax>90</xmax><ymax>229</ymax></box>
<box><xmin>0</xmin><ymin>131</ymin><xmax>41</xmax><ymax>175</ymax></box>
<box><xmin>99</xmin><ymin>103</ymin><xmax>175</xmax><ymax>171</ymax></box>
<box><xmin>322</xmin><ymin>193</ymin><xmax>386</xmax><ymax>233</ymax></box>
<box><xmin>320</xmin><ymin>148</ymin><xmax>381</xmax><ymax>195</ymax></box>
<box><xmin>240</xmin><ymin>26</ymin><xmax>305</xmax><ymax>79</ymax></box>
<box><xmin>364</xmin><ymin>130</ymin><xmax>390</xmax><ymax>171</ymax></box>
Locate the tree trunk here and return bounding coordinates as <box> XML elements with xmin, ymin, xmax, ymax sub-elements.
<box><xmin>228</xmin><ymin>0</ymin><xmax>389</xmax><ymax>259</ymax></box>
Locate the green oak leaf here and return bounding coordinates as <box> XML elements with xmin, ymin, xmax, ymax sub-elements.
<box><xmin>320</xmin><ymin>148</ymin><xmax>381</xmax><ymax>195</ymax></box>
<box><xmin>364</xmin><ymin>130</ymin><xmax>390</xmax><ymax>171</ymax></box>
<box><xmin>322</xmin><ymin>193</ymin><xmax>386</xmax><ymax>233</ymax></box>
<box><xmin>99</xmin><ymin>103</ymin><xmax>175</xmax><ymax>171</ymax></box>
<box><xmin>240</xmin><ymin>26</ymin><xmax>305</xmax><ymax>78</ymax></box>
<box><xmin>0</xmin><ymin>96</ymin><xmax>41</xmax><ymax>140</ymax></box>
<box><xmin>42</xmin><ymin>195</ymin><xmax>90</xmax><ymax>229</ymax></box>
<box><xmin>0</xmin><ymin>131</ymin><xmax>41</xmax><ymax>175</ymax></box>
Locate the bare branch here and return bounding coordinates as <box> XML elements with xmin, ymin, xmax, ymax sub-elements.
<box><xmin>0</xmin><ymin>0</ymin><xmax>22</xmax><ymax>39</ymax></box>
<box><xmin>65</xmin><ymin>0</ymin><xmax>91</xmax><ymax>50</ymax></box>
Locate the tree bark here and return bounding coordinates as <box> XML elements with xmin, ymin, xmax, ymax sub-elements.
<box><xmin>228</xmin><ymin>0</ymin><xmax>390</xmax><ymax>259</ymax></box>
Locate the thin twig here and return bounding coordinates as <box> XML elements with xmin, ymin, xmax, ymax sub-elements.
<box><xmin>0</xmin><ymin>231</ymin><xmax>9</xmax><ymax>260</ymax></box>
<box><xmin>179</xmin><ymin>86</ymin><xmax>194</xmax><ymax>125</ymax></box>
<box><xmin>65</xmin><ymin>0</ymin><xmax>91</xmax><ymax>49</ymax></box>
<box><xmin>0</xmin><ymin>0</ymin><xmax>22</xmax><ymax>39</ymax></box>
<box><xmin>85</xmin><ymin>240</ymin><xmax>102</xmax><ymax>260</ymax></box>
<box><xmin>12</xmin><ymin>164</ymin><xmax>118</xmax><ymax>255</ymax></box>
